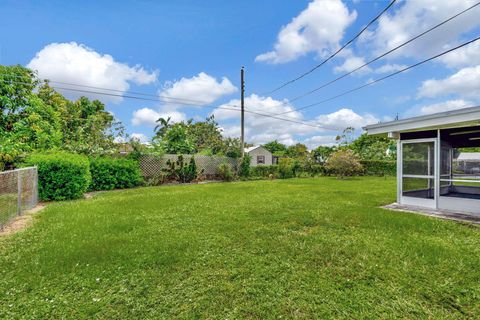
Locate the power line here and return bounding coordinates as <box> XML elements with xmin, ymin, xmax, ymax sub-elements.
<box><xmin>0</xmin><ymin>73</ymin><xmax>211</xmax><ymax>105</ymax></box>
<box><xmin>265</xmin><ymin>0</ymin><xmax>397</xmax><ymax>95</ymax></box>
<box><xmin>244</xmin><ymin>2</ymin><xmax>480</xmax><ymax>118</ymax></box>
<box><xmin>282</xmin><ymin>35</ymin><xmax>480</xmax><ymax>114</ymax></box>
<box><xmin>0</xmin><ymin>78</ymin><xmax>331</xmax><ymax>130</ymax></box>
<box><xmin>282</xmin><ymin>1</ymin><xmax>480</xmax><ymax>106</ymax></box>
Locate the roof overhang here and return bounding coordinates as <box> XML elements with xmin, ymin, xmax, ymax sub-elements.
<box><xmin>364</xmin><ymin>106</ymin><xmax>480</xmax><ymax>136</ymax></box>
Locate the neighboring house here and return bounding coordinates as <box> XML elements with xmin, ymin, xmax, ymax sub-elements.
<box><xmin>456</xmin><ymin>152</ymin><xmax>480</xmax><ymax>174</ymax></box>
<box><xmin>245</xmin><ymin>146</ymin><xmax>273</xmax><ymax>166</ymax></box>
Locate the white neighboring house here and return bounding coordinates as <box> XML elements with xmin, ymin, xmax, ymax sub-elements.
<box><xmin>456</xmin><ymin>152</ymin><xmax>480</xmax><ymax>174</ymax></box>
<box><xmin>245</xmin><ymin>146</ymin><xmax>273</xmax><ymax>166</ymax></box>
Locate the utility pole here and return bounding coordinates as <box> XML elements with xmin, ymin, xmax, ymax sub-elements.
<box><xmin>240</xmin><ymin>66</ymin><xmax>245</xmax><ymax>158</ymax></box>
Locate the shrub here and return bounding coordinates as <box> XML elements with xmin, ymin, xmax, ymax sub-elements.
<box><xmin>218</xmin><ymin>163</ymin><xmax>234</xmax><ymax>181</ymax></box>
<box><xmin>144</xmin><ymin>171</ymin><xmax>169</xmax><ymax>186</ymax></box>
<box><xmin>250</xmin><ymin>165</ymin><xmax>279</xmax><ymax>178</ymax></box>
<box><xmin>361</xmin><ymin>160</ymin><xmax>396</xmax><ymax>176</ymax></box>
<box><xmin>89</xmin><ymin>157</ymin><xmax>142</xmax><ymax>191</ymax></box>
<box><xmin>278</xmin><ymin>158</ymin><xmax>295</xmax><ymax>179</ymax></box>
<box><xmin>179</xmin><ymin>157</ymin><xmax>198</xmax><ymax>183</ymax></box>
<box><xmin>163</xmin><ymin>155</ymin><xmax>199</xmax><ymax>183</ymax></box>
<box><xmin>325</xmin><ymin>149</ymin><xmax>363</xmax><ymax>179</ymax></box>
<box><xmin>238</xmin><ymin>155</ymin><xmax>251</xmax><ymax>177</ymax></box>
<box><xmin>24</xmin><ymin>152</ymin><xmax>91</xmax><ymax>201</ymax></box>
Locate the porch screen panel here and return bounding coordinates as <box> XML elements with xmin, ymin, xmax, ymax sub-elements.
<box><xmin>440</xmin><ymin>147</ymin><xmax>480</xmax><ymax>199</ymax></box>
<box><xmin>402</xmin><ymin>141</ymin><xmax>435</xmax><ymax>199</ymax></box>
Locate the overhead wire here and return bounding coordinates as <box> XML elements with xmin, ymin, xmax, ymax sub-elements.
<box><xmin>264</xmin><ymin>0</ymin><xmax>397</xmax><ymax>94</ymax></box>
<box><xmin>0</xmin><ymin>78</ymin><xmax>332</xmax><ymax>130</ymax></box>
<box><xmin>281</xmin><ymin>35</ymin><xmax>480</xmax><ymax>114</ymax></box>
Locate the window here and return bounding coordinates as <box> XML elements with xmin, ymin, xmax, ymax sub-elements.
<box><xmin>257</xmin><ymin>155</ymin><xmax>265</xmax><ymax>164</ymax></box>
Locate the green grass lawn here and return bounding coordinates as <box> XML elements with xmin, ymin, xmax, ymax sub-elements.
<box><xmin>1</xmin><ymin>177</ymin><xmax>479</xmax><ymax>319</ymax></box>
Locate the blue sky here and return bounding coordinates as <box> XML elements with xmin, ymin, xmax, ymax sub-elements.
<box><xmin>1</xmin><ymin>0</ymin><xmax>479</xmax><ymax>147</ymax></box>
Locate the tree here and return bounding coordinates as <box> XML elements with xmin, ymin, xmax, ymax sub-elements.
<box><xmin>0</xmin><ymin>66</ymin><xmax>62</xmax><ymax>167</ymax></box>
<box><xmin>349</xmin><ymin>133</ymin><xmax>396</xmax><ymax>160</ymax></box>
<box><xmin>187</xmin><ymin>115</ymin><xmax>224</xmax><ymax>154</ymax></box>
<box><xmin>222</xmin><ymin>137</ymin><xmax>242</xmax><ymax>158</ymax></box>
<box><xmin>325</xmin><ymin>149</ymin><xmax>363</xmax><ymax>179</ymax></box>
<box><xmin>286</xmin><ymin>143</ymin><xmax>309</xmax><ymax>158</ymax></box>
<box><xmin>312</xmin><ymin>146</ymin><xmax>335</xmax><ymax>164</ymax></box>
<box><xmin>37</xmin><ymin>84</ymin><xmax>124</xmax><ymax>154</ymax></box>
<box><xmin>336</xmin><ymin>127</ymin><xmax>355</xmax><ymax>146</ymax></box>
<box><xmin>0</xmin><ymin>65</ymin><xmax>127</xmax><ymax>169</ymax></box>
<box><xmin>154</xmin><ymin>123</ymin><xmax>195</xmax><ymax>154</ymax></box>
<box><xmin>154</xmin><ymin>117</ymin><xmax>172</xmax><ymax>139</ymax></box>
<box><xmin>150</xmin><ymin>116</ymin><xmax>244</xmax><ymax>158</ymax></box>
<box><xmin>264</xmin><ymin>140</ymin><xmax>287</xmax><ymax>154</ymax></box>
<box><xmin>0</xmin><ymin>65</ymin><xmax>39</xmax><ymax>132</ymax></box>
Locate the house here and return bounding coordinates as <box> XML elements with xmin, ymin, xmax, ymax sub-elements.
<box><xmin>456</xmin><ymin>152</ymin><xmax>480</xmax><ymax>174</ymax></box>
<box><xmin>364</xmin><ymin>106</ymin><xmax>480</xmax><ymax>216</ymax></box>
<box><xmin>245</xmin><ymin>146</ymin><xmax>273</xmax><ymax>166</ymax></box>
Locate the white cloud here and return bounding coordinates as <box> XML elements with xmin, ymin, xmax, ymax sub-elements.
<box><xmin>303</xmin><ymin>135</ymin><xmax>338</xmax><ymax>148</ymax></box>
<box><xmin>374</xmin><ymin>63</ymin><xmax>408</xmax><ymax>74</ymax></box>
<box><xmin>132</xmin><ymin>72</ymin><xmax>236</xmax><ymax>128</ymax></box>
<box><xmin>315</xmin><ymin>108</ymin><xmax>378</xmax><ymax>130</ymax></box>
<box><xmin>255</xmin><ymin>0</ymin><xmax>357</xmax><ymax>64</ymax></box>
<box><xmin>213</xmin><ymin>94</ymin><xmax>319</xmax><ymax>145</ymax></box>
<box><xmin>418</xmin><ymin>65</ymin><xmax>480</xmax><ymax>99</ymax></box>
<box><xmin>438</xmin><ymin>41</ymin><xmax>480</xmax><ymax>68</ymax></box>
<box><xmin>212</xmin><ymin>94</ymin><xmax>378</xmax><ymax>146</ymax></box>
<box><xmin>334</xmin><ymin>55</ymin><xmax>372</xmax><ymax>74</ymax></box>
<box><xmin>363</xmin><ymin>0</ymin><xmax>480</xmax><ymax>60</ymax></box>
<box><xmin>27</xmin><ymin>42</ymin><xmax>157</xmax><ymax>103</ymax></box>
<box><xmin>131</xmin><ymin>107</ymin><xmax>186</xmax><ymax>127</ymax></box>
<box><xmin>407</xmin><ymin>99</ymin><xmax>474</xmax><ymax>116</ymax></box>
<box><xmin>160</xmin><ymin>72</ymin><xmax>237</xmax><ymax>106</ymax></box>
<box><xmin>130</xmin><ymin>133</ymin><xmax>149</xmax><ymax>143</ymax></box>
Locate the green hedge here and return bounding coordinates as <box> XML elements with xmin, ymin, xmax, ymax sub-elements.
<box><xmin>361</xmin><ymin>160</ymin><xmax>396</xmax><ymax>176</ymax></box>
<box><xmin>250</xmin><ymin>165</ymin><xmax>279</xmax><ymax>178</ymax></box>
<box><xmin>89</xmin><ymin>157</ymin><xmax>142</xmax><ymax>191</ymax></box>
<box><xmin>24</xmin><ymin>152</ymin><xmax>91</xmax><ymax>201</ymax></box>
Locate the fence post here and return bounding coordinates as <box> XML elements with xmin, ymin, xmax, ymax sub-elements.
<box><xmin>17</xmin><ymin>170</ymin><xmax>22</xmax><ymax>215</ymax></box>
<box><xmin>34</xmin><ymin>166</ymin><xmax>38</xmax><ymax>206</ymax></box>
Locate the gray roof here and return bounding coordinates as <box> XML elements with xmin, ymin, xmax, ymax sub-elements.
<box><xmin>458</xmin><ymin>153</ymin><xmax>480</xmax><ymax>161</ymax></box>
<box><xmin>364</xmin><ymin>106</ymin><xmax>480</xmax><ymax>135</ymax></box>
<box><xmin>245</xmin><ymin>145</ymin><xmax>271</xmax><ymax>154</ymax></box>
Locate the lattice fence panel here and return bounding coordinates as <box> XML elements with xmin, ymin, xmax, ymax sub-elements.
<box><xmin>139</xmin><ymin>154</ymin><xmax>239</xmax><ymax>179</ymax></box>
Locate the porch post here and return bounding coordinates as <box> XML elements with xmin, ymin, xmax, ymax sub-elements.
<box><xmin>435</xmin><ymin>129</ymin><xmax>440</xmax><ymax>209</ymax></box>
<box><xmin>397</xmin><ymin>139</ymin><xmax>402</xmax><ymax>204</ymax></box>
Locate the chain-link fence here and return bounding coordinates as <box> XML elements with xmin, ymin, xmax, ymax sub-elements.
<box><xmin>139</xmin><ymin>154</ymin><xmax>239</xmax><ymax>180</ymax></box>
<box><xmin>0</xmin><ymin>167</ymin><xmax>38</xmax><ymax>230</ymax></box>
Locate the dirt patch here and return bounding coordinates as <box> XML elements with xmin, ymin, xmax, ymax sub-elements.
<box><xmin>0</xmin><ymin>204</ymin><xmax>46</xmax><ymax>237</ymax></box>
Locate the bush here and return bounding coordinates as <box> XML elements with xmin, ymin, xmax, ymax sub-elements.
<box><xmin>325</xmin><ymin>149</ymin><xmax>363</xmax><ymax>179</ymax></box>
<box><xmin>238</xmin><ymin>155</ymin><xmax>251</xmax><ymax>177</ymax></box>
<box><xmin>179</xmin><ymin>157</ymin><xmax>198</xmax><ymax>183</ymax></box>
<box><xmin>89</xmin><ymin>157</ymin><xmax>142</xmax><ymax>191</ymax></box>
<box><xmin>163</xmin><ymin>155</ymin><xmax>199</xmax><ymax>183</ymax></box>
<box><xmin>361</xmin><ymin>160</ymin><xmax>396</xmax><ymax>176</ymax></box>
<box><xmin>218</xmin><ymin>163</ymin><xmax>234</xmax><ymax>181</ymax></box>
<box><xmin>278</xmin><ymin>158</ymin><xmax>295</xmax><ymax>179</ymax></box>
<box><xmin>24</xmin><ymin>152</ymin><xmax>91</xmax><ymax>201</ymax></box>
<box><xmin>250</xmin><ymin>165</ymin><xmax>279</xmax><ymax>178</ymax></box>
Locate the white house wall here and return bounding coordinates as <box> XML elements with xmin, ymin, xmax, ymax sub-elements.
<box><xmin>247</xmin><ymin>147</ymin><xmax>273</xmax><ymax>166</ymax></box>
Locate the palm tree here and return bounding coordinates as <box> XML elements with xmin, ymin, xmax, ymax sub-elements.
<box><xmin>154</xmin><ymin>117</ymin><xmax>171</xmax><ymax>139</ymax></box>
